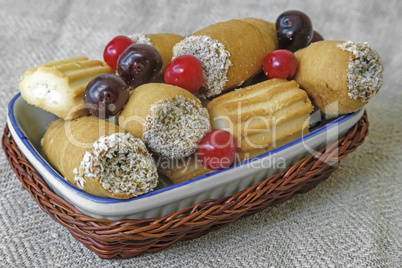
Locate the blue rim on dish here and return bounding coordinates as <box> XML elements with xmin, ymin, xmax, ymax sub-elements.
<box><xmin>7</xmin><ymin>93</ymin><xmax>358</xmax><ymax>204</ymax></box>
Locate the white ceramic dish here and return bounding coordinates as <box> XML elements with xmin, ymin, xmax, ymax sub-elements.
<box><xmin>7</xmin><ymin>93</ymin><xmax>365</xmax><ymax>220</ymax></box>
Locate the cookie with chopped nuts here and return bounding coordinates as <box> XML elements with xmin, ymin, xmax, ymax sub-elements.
<box><xmin>294</xmin><ymin>40</ymin><xmax>384</xmax><ymax>115</ymax></box>
<box><xmin>41</xmin><ymin>117</ymin><xmax>159</xmax><ymax>199</ymax></box>
<box><xmin>119</xmin><ymin>83</ymin><xmax>211</xmax><ymax>159</ymax></box>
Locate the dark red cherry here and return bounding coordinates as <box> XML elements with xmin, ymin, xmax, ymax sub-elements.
<box><xmin>84</xmin><ymin>74</ymin><xmax>130</xmax><ymax>119</ymax></box>
<box><xmin>276</xmin><ymin>10</ymin><xmax>313</xmax><ymax>52</ymax></box>
<box><xmin>103</xmin><ymin>35</ymin><xmax>134</xmax><ymax>70</ymax></box>
<box><xmin>117</xmin><ymin>44</ymin><xmax>162</xmax><ymax>88</ymax></box>
<box><xmin>310</xmin><ymin>31</ymin><xmax>324</xmax><ymax>43</ymax></box>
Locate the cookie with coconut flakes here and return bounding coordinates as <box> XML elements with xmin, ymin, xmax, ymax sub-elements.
<box><xmin>294</xmin><ymin>40</ymin><xmax>384</xmax><ymax>115</ymax></box>
<box><xmin>172</xmin><ymin>19</ymin><xmax>276</xmax><ymax>99</ymax></box>
<box><xmin>241</xmin><ymin>17</ymin><xmax>278</xmax><ymax>52</ymax></box>
<box><xmin>119</xmin><ymin>83</ymin><xmax>211</xmax><ymax>159</ymax></box>
<box><xmin>41</xmin><ymin>117</ymin><xmax>159</xmax><ymax>199</ymax></box>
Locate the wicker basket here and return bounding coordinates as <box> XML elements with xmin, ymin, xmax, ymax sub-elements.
<box><xmin>2</xmin><ymin>111</ymin><xmax>369</xmax><ymax>259</ymax></box>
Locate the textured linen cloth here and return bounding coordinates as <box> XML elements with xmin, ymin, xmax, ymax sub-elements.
<box><xmin>0</xmin><ymin>0</ymin><xmax>401</xmax><ymax>267</ymax></box>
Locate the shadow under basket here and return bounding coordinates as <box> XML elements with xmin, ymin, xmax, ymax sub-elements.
<box><xmin>2</xmin><ymin>111</ymin><xmax>369</xmax><ymax>259</ymax></box>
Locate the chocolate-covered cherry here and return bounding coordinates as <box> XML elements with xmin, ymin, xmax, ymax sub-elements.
<box><xmin>103</xmin><ymin>35</ymin><xmax>134</xmax><ymax>70</ymax></box>
<box><xmin>263</xmin><ymin>49</ymin><xmax>298</xmax><ymax>80</ymax></box>
<box><xmin>276</xmin><ymin>10</ymin><xmax>313</xmax><ymax>52</ymax></box>
<box><xmin>164</xmin><ymin>55</ymin><xmax>204</xmax><ymax>94</ymax></box>
<box><xmin>198</xmin><ymin>129</ymin><xmax>237</xmax><ymax>170</ymax></box>
<box><xmin>117</xmin><ymin>44</ymin><xmax>162</xmax><ymax>88</ymax></box>
<box><xmin>84</xmin><ymin>74</ymin><xmax>130</xmax><ymax>119</ymax></box>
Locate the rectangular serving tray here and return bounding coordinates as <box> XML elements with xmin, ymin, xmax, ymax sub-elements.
<box><xmin>7</xmin><ymin>93</ymin><xmax>365</xmax><ymax>220</ymax></box>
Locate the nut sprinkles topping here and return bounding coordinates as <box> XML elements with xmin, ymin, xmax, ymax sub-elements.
<box><xmin>337</xmin><ymin>41</ymin><xmax>384</xmax><ymax>102</ymax></box>
<box><xmin>73</xmin><ymin>133</ymin><xmax>158</xmax><ymax>197</ymax></box>
<box><xmin>172</xmin><ymin>35</ymin><xmax>232</xmax><ymax>99</ymax></box>
<box><xmin>143</xmin><ymin>96</ymin><xmax>210</xmax><ymax>159</ymax></box>
<box><xmin>128</xmin><ymin>33</ymin><xmax>153</xmax><ymax>46</ymax></box>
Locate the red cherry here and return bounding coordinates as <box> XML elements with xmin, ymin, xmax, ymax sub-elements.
<box><xmin>164</xmin><ymin>55</ymin><xmax>204</xmax><ymax>94</ymax></box>
<box><xmin>198</xmin><ymin>129</ymin><xmax>237</xmax><ymax>170</ymax></box>
<box><xmin>263</xmin><ymin>49</ymin><xmax>298</xmax><ymax>80</ymax></box>
<box><xmin>103</xmin><ymin>35</ymin><xmax>134</xmax><ymax>70</ymax></box>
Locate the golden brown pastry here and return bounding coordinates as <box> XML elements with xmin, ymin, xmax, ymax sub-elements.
<box><xmin>172</xmin><ymin>19</ymin><xmax>277</xmax><ymax>98</ymax></box>
<box><xmin>41</xmin><ymin>117</ymin><xmax>158</xmax><ymax>199</ymax></box>
<box><xmin>19</xmin><ymin>57</ymin><xmax>113</xmax><ymax>120</ymax></box>
<box><xmin>119</xmin><ymin>83</ymin><xmax>210</xmax><ymax>159</ymax></box>
<box><xmin>128</xmin><ymin>33</ymin><xmax>184</xmax><ymax>77</ymax></box>
<box><xmin>236</xmin><ymin>130</ymin><xmax>306</xmax><ymax>161</ymax></box>
<box><xmin>157</xmin><ymin>154</ymin><xmax>211</xmax><ymax>184</ymax></box>
<box><xmin>207</xmin><ymin>79</ymin><xmax>313</xmax><ymax>155</ymax></box>
<box><xmin>294</xmin><ymin>40</ymin><xmax>384</xmax><ymax>115</ymax></box>
<box><xmin>241</xmin><ymin>17</ymin><xmax>278</xmax><ymax>51</ymax></box>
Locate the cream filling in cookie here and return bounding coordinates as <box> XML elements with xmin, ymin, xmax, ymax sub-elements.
<box><xmin>172</xmin><ymin>35</ymin><xmax>232</xmax><ymax>99</ymax></box>
<box><xmin>338</xmin><ymin>41</ymin><xmax>384</xmax><ymax>102</ymax></box>
<box><xmin>143</xmin><ymin>96</ymin><xmax>210</xmax><ymax>159</ymax></box>
<box><xmin>32</xmin><ymin>83</ymin><xmax>61</xmax><ymax>105</ymax></box>
<box><xmin>73</xmin><ymin>133</ymin><xmax>158</xmax><ymax>197</ymax></box>
<box><xmin>128</xmin><ymin>33</ymin><xmax>153</xmax><ymax>46</ymax></box>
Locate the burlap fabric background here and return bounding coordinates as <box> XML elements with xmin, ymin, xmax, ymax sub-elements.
<box><xmin>0</xmin><ymin>0</ymin><xmax>401</xmax><ymax>267</ymax></box>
